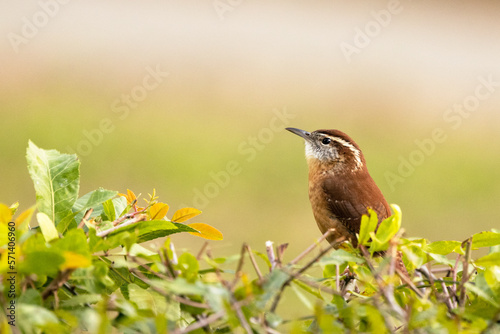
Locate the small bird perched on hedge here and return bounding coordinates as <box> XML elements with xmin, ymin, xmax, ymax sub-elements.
<box><xmin>286</xmin><ymin>127</ymin><xmax>407</xmax><ymax>273</ymax></box>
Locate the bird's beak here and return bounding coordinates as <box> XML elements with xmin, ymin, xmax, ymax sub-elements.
<box><xmin>286</xmin><ymin>127</ymin><xmax>311</xmax><ymax>141</ymax></box>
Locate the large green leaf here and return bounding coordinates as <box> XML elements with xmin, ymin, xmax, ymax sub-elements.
<box><xmin>57</xmin><ymin>188</ymin><xmax>118</xmax><ymax>234</ymax></box>
<box><xmin>105</xmin><ymin>220</ymin><xmax>198</xmax><ymax>244</ymax></box>
<box><xmin>89</xmin><ymin>221</ymin><xmax>197</xmax><ymax>253</ymax></box>
<box><xmin>425</xmin><ymin>240</ymin><xmax>462</xmax><ymax>255</ymax></box>
<box><xmin>26</xmin><ymin>141</ymin><xmax>80</xmax><ymax>225</ymax></box>
<box><xmin>471</xmin><ymin>231</ymin><xmax>500</xmax><ymax>248</ymax></box>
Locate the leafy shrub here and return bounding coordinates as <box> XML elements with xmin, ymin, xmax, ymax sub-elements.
<box><xmin>0</xmin><ymin>142</ymin><xmax>499</xmax><ymax>333</ymax></box>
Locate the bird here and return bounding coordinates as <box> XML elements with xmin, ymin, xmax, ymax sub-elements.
<box><xmin>286</xmin><ymin>127</ymin><xmax>395</xmax><ymax>251</ymax></box>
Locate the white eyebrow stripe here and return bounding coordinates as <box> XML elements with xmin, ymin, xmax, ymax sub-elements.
<box><xmin>325</xmin><ymin>135</ymin><xmax>363</xmax><ymax>170</ymax></box>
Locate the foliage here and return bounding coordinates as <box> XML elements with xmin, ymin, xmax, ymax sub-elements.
<box><xmin>1</xmin><ymin>142</ymin><xmax>500</xmax><ymax>333</ymax></box>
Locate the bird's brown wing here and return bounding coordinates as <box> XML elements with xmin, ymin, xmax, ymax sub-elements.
<box><xmin>321</xmin><ymin>174</ymin><xmax>391</xmax><ymax>237</ymax></box>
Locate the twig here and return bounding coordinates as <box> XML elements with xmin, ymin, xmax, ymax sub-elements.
<box><xmin>230</xmin><ymin>243</ymin><xmax>248</xmax><ymax>291</ymax></box>
<box><xmin>289</xmin><ymin>229</ymin><xmax>335</xmax><ymax>265</ymax></box>
<box><xmin>266</xmin><ymin>241</ymin><xmax>276</xmax><ymax>271</ymax></box>
<box><xmin>335</xmin><ymin>265</ymin><xmax>340</xmax><ymax>292</ymax></box>
<box><xmin>232</xmin><ymin>299</ymin><xmax>253</xmax><ymax>334</ymax></box>
<box><xmin>111</xmin><ymin>205</ymin><xmax>145</xmax><ymax>226</ymax></box>
<box><xmin>77</xmin><ymin>208</ymin><xmax>93</xmax><ymax>229</ymax></box>
<box><xmin>245</xmin><ymin>244</ymin><xmax>263</xmax><ymax>281</ymax></box>
<box><xmin>372</xmin><ymin>295</ymin><xmax>397</xmax><ymax>334</ymax></box>
<box><xmin>129</xmin><ymin>256</ymin><xmax>170</xmax><ymax>281</ymax></box>
<box><xmin>417</xmin><ymin>266</ymin><xmax>453</xmax><ymax>312</ymax></box>
<box><xmin>451</xmin><ymin>253</ymin><xmax>460</xmax><ymax>307</ymax></box>
<box><xmin>458</xmin><ymin>237</ymin><xmax>472</xmax><ymax>309</ymax></box>
<box><xmin>270</xmin><ymin>239</ymin><xmax>337</xmax><ymax>313</ymax></box>
<box><xmin>130</xmin><ymin>268</ymin><xmax>209</xmax><ymax>309</ymax></box>
<box><xmin>359</xmin><ymin>245</ymin><xmax>405</xmax><ymax>319</ymax></box>
<box><xmin>196</xmin><ymin>241</ymin><xmax>209</xmax><ymax>260</ymax></box>
<box><xmin>41</xmin><ymin>269</ymin><xmax>74</xmax><ymax>300</ymax></box>
<box><xmin>294</xmin><ymin>275</ymin><xmax>342</xmax><ymax>297</ymax></box>
<box><xmin>276</xmin><ymin>243</ymin><xmax>289</xmax><ymax>269</ymax></box>
<box><xmin>96</xmin><ymin>214</ymin><xmax>147</xmax><ymax>237</ymax></box>
<box><xmin>396</xmin><ymin>268</ymin><xmax>424</xmax><ymax>299</ymax></box>
<box><xmin>171</xmin><ymin>310</ymin><xmax>225</xmax><ymax>334</ymax></box>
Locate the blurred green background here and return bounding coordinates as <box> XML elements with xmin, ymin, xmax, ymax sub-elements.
<box><xmin>2</xmin><ymin>0</ymin><xmax>499</xmax><ymax>278</ymax></box>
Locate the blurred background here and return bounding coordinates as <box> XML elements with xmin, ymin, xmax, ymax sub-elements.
<box><xmin>1</xmin><ymin>0</ymin><xmax>500</xmax><ymax>314</ymax></box>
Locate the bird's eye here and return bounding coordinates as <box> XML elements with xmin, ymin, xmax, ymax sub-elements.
<box><xmin>321</xmin><ymin>138</ymin><xmax>331</xmax><ymax>145</ymax></box>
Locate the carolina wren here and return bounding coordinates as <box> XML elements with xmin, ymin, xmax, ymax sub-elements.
<box><xmin>286</xmin><ymin>127</ymin><xmax>391</xmax><ymax>248</ymax></box>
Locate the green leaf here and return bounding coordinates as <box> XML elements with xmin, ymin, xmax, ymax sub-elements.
<box><xmin>18</xmin><ymin>289</ymin><xmax>42</xmax><ymax>306</ymax></box>
<box><xmin>128</xmin><ymin>284</ymin><xmax>176</xmax><ymax>317</ymax></box>
<box><xmin>475</xmin><ymin>252</ymin><xmax>500</xmax><ymax>268</ymax></box>
<box><xmin>73</xmin><ymin>188</ymin><xmax>118</xmax><ymax>223</ymax></box>
<box><xmin>319</xmin><ymin>249</ymin><xmax>365</xmax><ymax>266</ymax></box>
<box><xmin>17</xmin><ymin>304</ymin><xmax>60</xmax><ymax>333</ymax></box>
<box><xmin>26</xmin><ymin>141</ymin><xmax>80</xmax><ymax>225</ymax></box>
<box><xmin>37</xmin><ymin>212</ymin><xmax>59</xmax><ymax>242</ymax></box>
<box><xmin>178</xmin><ymin>253</ymin><xmax>199</xmax><ymax>283</ymax></box>
<box><xmin>465</xmin><ymin>281</ymin><xmax>499</xmax><ymax>308</ymax></box>
<box><xmin>471</xmin><ymin>231</ymin><xmax>500</xmax><ymax>248</ymax></box>
<box><xmin>428</xmin><ymin>253</ymin><xmax>456</xmax><ymax>267</ymax></box>
<box><xmin>105</xmin><ymin>220</ymin><xmax>198</xmax><ymax>244</ymax></box>
<box><xmin>53</xmin><ymin>228</ymin><xmax>90</xmax><ymax>257</ymax></box>
<box><xmin>369</xmin><ymin>204</ymin><xmax>402</xmax><ymax>253</ymax></box>
<box><xmin>61</xmin><ymin>294</ymin><xmax>103</xmax><ymax>307</ymax></box>
<box><xmin>256</xmin><ymin>270</ymin><xmax>290</xmax><ymax>308</ymax></box>
<box><xmin>56</xmin><ymin>211</ymin><xmax>79</xmax><ymax>235</ymax></box>
<box><xmin>358</xmin><ymin>209</ymin><xmax>378</xmax><ymax>246</ymax></box>
<box><xmin>102</xmin><ymin>199</ymin><xmax>116</xmax><ymax>221</ymax></box>
<box><xmin>154</xmin><ymin>278</ymin><xmax>207</xmax><ymax>296</ymax></box>
<box><xmin>425</xmin><ymin>240</ymin><xmax>462</xmax><ymax>255</ymax></box>
<box><xmin>20</xmin><ymin>249</ymin><xmax>65</xmax><ymax>276</ymax></box>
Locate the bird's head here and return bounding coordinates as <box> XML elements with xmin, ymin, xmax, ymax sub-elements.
<box><xmin>286</xmin><ymin>127</ymin><xmax>365</xmax><ymax>173</ymax></box>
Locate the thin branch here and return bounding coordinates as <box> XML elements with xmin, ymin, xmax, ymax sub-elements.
<box><xmin>396</xmin><ymin>268</ymin><xmax>424</xmax><ymax>299</ymax></box>
<box><xmin>276</xmin><ymin>243</ymin><xmax>288</xmax><ymax>269</ymax></box>
<box><xmin>230</xmin><ymin>243</ymin><xmax>248</xmax><ymax>291</ymax></box>
<box><xmin>130</xmin><ymin>268</ymin><xmax>209</xmax><ymax>309</ymax></box>
<box><xmin>336</xmin><ymin>265</ymin><xmax>340</xmax><ymax>292</ymax></box>
<box><xmin>270</xmin><ymin>239</ymin><xmax>338</xmax><ymax>313</ymax></box>
<box><xmin>77</xmin><ymin>208</ymin><xmax>93</xmax><ymax>229</ymax></box>
<box><xmin>171</xmin><ymin>310</ymin><xmax>225</xmax><ymax>334</ymax></box>
<box><xmin>360</xmin><ymin>245</ymin><xmax>405</xmax><ymax>319</ymax></box>
<box><xmin>96</xmin><ymin>214</ymin><xmax>147</xmax><ymax>237</ymax></box>
<box><xmin>417</xmin><ymin>266</ymin><xmax>453</xmax><ymax>312</ymax></box>
<box><xmin>289</xmin><ymin>229</ymin><xmax>336</xmax><ymax>265</ymax></box>
<box><xmin>129</xmin><ymin>256</ymin><xmax>170</xmax><ymax>281</ymax></box>
<box><xmin>245</xmin><ymin>244</ymin><xmax>263</xmax><ymax>281</ymax></box>
<box><xmin>111</xmin><ymin>205</ymin><xmax>145</xmax><ymax>226</ymax></box>
<box><xmin>42</xmin><ymin>269</ymin><xmax>74</xmax><ymax>300</ymax></box>
<box><xmin>372</xmin><ymin>295</ymin><xmax>397</xmax><ymax>334</ymax></box>
<box><xmin>451</xmin><ymin>253</ymin><xmax>460</xmax><ymax>307</ymax></box>
<box><xmin>458</xmin><ymin>237</ymin><xmax>472</xmax><ymax>309</ymax></box>
<box><xmin>196</xmin><ymin>241</ymin><xmax>209</xmax><ymax>260</ymax></box>
<box><xmin>266</xmin><ymin>241</ymin><xmax>276</xmax><ymax>271</ymax></box>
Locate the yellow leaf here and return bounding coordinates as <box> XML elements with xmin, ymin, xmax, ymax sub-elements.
<box><xmin>61</xmin><ymin>251</ymin><xmax>91</xmax><ymax>270</ymax></box>
<box><xmin>172</xmin><ymin>208</ymin><xmax>202</xmax><ymax>223</ymax></box>
<box><xmin>188</xmin><ymin>223</ymin><xmax>223</xmax><ymax>241</ymax></box>
<box><xmin>15</xmin><ymin>206</ymin><xmax>35</xmax><ymax>230</ymax></box>
<box><xmin>0</xmin><ymin>203</ymin><xmax>12</xmax><ymax>225</ymax></box>
<box><xmin>119</xmin><ymin>189</ymin><xmax>137</xmax><ymax>205</ymax></box>
<box><xmin>150</xmin><ymin>202</ymin><xmax>169</xmax><ymax>220</ymax></box>
<box><xmin>37</xmin><ymin>212</ymin><xmax>59</xmax><ymax>242</ymax></box>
